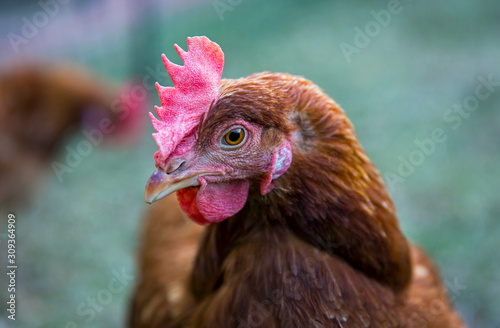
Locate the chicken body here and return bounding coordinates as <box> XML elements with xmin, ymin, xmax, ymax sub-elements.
<box><xmin>130</xmin><ymin>72</ymin><xmax>465</xmax><ymax>327</ymax></box>
<box><xmin>0</xmin><ymin>64</ymin><xmax>145</xmax><ymax>208</ymax></box>
<box><xmin>131</xmin><ymin>194</ymin><xmax>204</xmax><ymax>327</ymax></box>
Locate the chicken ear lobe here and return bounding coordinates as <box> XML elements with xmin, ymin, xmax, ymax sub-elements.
<box><xmin>260</xmin><ymin>140</ymin><xmax>292</xmax><ymax>195</ymax></box>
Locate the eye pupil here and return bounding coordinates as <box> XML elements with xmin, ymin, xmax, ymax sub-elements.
<box><xmin>228</xmin><ymin>129</ymin><xmax>242</xmax><ymax>142</ymax></box>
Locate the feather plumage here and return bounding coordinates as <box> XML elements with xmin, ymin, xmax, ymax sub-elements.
<box><xmin>131</xmin><ymin>71</ymin><xmax>465</xmax><ymax>327</ymax></box>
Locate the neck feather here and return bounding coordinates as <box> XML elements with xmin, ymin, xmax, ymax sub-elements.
<box><xmin>192</xmin><ymin>74</ymin><xmax>412</xmax><ymax>296</ymax></box>
<box><xmin>262</xmin><ymin>83</ymin><xmax>411</xmax><ymax>291</ymax></box>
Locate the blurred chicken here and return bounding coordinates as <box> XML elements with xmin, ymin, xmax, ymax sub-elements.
<box><xmin>0</xmin><ymin>64</ymin><xmax>146</xmax><ymax>209</ymax></box>
<box><xmin>130</xmin><ymin>37</ymin><xmax>465</xmax><ymax>327</ymax></box>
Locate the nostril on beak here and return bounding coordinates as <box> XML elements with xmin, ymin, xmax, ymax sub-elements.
<box><xmin>166</xmin><ymin>158</ymin><xmax>186</xmax><ymax>174</ymax></box>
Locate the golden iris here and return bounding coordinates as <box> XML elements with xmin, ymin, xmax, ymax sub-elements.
<box><xmin>224</xmin><ymin>128</ymin><xmax>245</xmax><ymax>146</ymax></box>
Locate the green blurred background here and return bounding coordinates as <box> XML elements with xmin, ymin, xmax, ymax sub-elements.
<box><xmin>1</xmin><ymin>0</ymin><xmax>499</xmax><ymax>327</ymax></box>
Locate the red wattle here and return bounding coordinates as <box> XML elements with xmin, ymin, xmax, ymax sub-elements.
<box><xmin>197</xmin><ymin>179</ymin><xmax>250</xmax><ymax>223</ymax></box>
<box><xmin>176</xmin><ymin>187</ymin><xmax>209</xmax><ymax>225</ymax></box>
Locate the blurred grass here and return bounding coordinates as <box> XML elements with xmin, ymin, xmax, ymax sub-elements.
<box><xmin>1</xmin><ymin>0</ymin><xmax>499</xmax><ymax>327</ymax></box>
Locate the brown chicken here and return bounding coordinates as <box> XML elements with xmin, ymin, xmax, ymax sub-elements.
<box><xmin>129</xmin><ymin>37</ymin><xmax>465</xmax><ymax>327</ymax></box>
<box><xmin>0</xmin><ymin>64</ymin><xmax>146</xmax><ymax>208</ymax></box>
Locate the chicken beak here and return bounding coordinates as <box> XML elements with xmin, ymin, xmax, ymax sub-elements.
<box><xmin>145</xmin><ymin>167</ymin><xmax>224</xmax><ymax>204</ymax></box>
<box><xmin>145</xmin><ymin>168</ymin><xmax>201</xmax><ymax>204</ymax></box>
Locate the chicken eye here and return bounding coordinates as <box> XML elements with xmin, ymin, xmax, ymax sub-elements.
<box><xmin>221</xmin><ymin>127</ymin><xmax>246</xmax><ymax>148</ymax></box>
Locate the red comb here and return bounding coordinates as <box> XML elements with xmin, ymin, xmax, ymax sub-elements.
<box><xmin>150</xmin><ymin>36</ymin><xmax>224</xmax><ymax>166</ymax></box>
